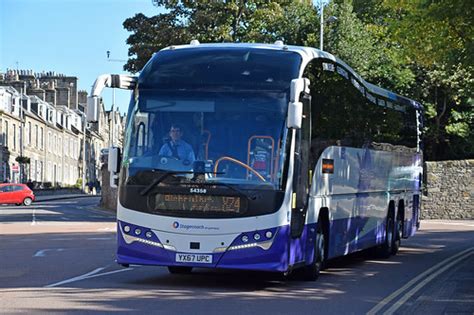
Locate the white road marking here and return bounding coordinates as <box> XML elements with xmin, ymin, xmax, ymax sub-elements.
<box><xmin>383</xmin><ymin>249</ymin><xmax>474</xmax><ymax>314</ymax></box>
<box><xmin>44</xmin><ymin>267</ymin><xmax>107</xmax><ymax>288</ymax></box>
<box><xmin>367</xmin><ymin>247</ymin><xmax>474</xmax><ymax>315</ymax></box>
<box><xmin>44</xmin><ymin>266</ymin><xmax>134</xmax><ymax>288</ymax></box>
<box><xmin>76</xmin><ymin>268</ymin><xmax>134</xmax><ymax>280</ymax></box>
<box><xmin>33</xmin><ymin>248</ymin><xmax>65</xmax><ymax>257</ymax></box>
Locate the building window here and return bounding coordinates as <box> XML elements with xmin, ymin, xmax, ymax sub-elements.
<box><xmin>39</xmin><ymin>161</ymin><xmax>43</xmax><ymax>182</ymax></box>
<box><xmin>5</xmin><ymin>121</ymin><xmax>9</xmax><ymax>148</ymax></box>
<box><xmin>12</xmin><ymin>124</ymin><xmax>16</xmax><ymax>151</ymax></box>
<box><xmin>47</xmin><ymin>132</ymin><xmax>51</xmax><ymax>152</ymax></box>
<box><xmin>40</xmin><ymin>127</ymin><xmax>44</xmax><ymax>150</ymax></box>
<box><xmin>35</xmin><ymin>125</ymin><xmax>38</xmax><ymax>148</ymax></box>
<box><xmin>27</xmin><ymin>122</ymin><xmax>31</xmax><ymax>145</ymax></box>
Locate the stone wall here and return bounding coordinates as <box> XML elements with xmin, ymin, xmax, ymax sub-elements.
<box><xmin>422</xmin><ymin>159</ymin><xmax>474</xmax><ymax>219</ymax></box>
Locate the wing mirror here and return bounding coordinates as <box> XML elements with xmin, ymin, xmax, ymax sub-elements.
<box><xmin>108</xmin><ymin>147</ymin><xmax>121</xmax><ymax>188</ymax></box>
<box><xmin>287</xmin><ymin>78</ymin><xmax>310</xmax><ymax>129</ymax></box>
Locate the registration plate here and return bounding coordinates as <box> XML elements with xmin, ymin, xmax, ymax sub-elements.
<box><xmin>175</xmin><ymin>253</ymin><xmax>213</xmax><ymax>264</ymax></box>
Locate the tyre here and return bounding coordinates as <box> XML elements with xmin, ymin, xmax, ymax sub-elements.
<box><xmin>301</xmin><ymin>221</ymin><xmax>326</xmax><ymax>281</ymax></box>
<box><xmin>377</xmin><ymin>212</ymin><xmax>395</xmax><ymax>259</ymax></box>
<box><xmin>23</xmin><ymin>197</ymin><xmax>33</xmax><ymax>206</ymax></box>
<box><xmin>391</xmin><ymin>213</ymin><xmax>402</xmax><ymax>255</ymax></box>
<box><xmin>168</xmin><ymin>266</ymin><xmax>193</xmax><ymax>274</ymax></box>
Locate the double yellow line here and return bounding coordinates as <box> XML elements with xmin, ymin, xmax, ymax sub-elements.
<box><xmin>367</xmin><ymin>247</ymin><xmax>474</xmax><ymax>315</ymax></box>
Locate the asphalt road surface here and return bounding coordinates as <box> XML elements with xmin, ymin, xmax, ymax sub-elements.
<box><xmin>1</xmin><ymin>197</ymin><xmax>473</xmax><ymax>314</ymax></box>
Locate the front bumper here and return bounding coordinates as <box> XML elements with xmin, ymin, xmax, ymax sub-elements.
<box><xmin>116</xmin><ymin>220</ymin><xmax>290</xmax><ymax>272</ymax></box>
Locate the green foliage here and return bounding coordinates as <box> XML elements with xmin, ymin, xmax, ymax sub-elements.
<box><xmin>75</xmin><ymin>178</ymin><xmax>83</xmax><ymax>189</ymax></box>
<box><xmin>324</xmin><ymin>1</ymin><xmax>414</xmax><ymax>90</ymax></box>
<box><xmin>123</xmin><ymin>1</ymin><xmax>316</xmax><ymax>72</ymax></box>
<box><xmin>371</xmin><ymin>0</ymin><xmax>474</xmax><ymax>160</ymax></box>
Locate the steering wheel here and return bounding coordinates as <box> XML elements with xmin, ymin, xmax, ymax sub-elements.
<box><xmin>213</xmin><ymin>156</ymin><xmax>266</xmax><ymax>182</ymax></box>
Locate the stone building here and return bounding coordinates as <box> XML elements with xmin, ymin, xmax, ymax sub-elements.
<box><xmin>0</xmin><ymin>69</ymin><xmax>125</xmax><ymax>188</ymax></box>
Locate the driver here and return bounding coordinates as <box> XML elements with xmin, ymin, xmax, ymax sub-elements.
<box><xmin>158</xmin><ymin>124</ymin><xmax>195</xmax><ymax>162</ymax></box>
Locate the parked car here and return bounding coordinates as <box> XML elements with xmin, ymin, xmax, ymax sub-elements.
<box><xmin>0</xmin><ymin>183</ymin><xmax>35</xmax><ymax>206</ymax></box>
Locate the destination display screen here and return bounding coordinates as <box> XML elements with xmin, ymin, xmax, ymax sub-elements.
<box><xmin>154</xmin><ymin>194</ymin><xmax>242</xmax><ymax>213</ymax></box>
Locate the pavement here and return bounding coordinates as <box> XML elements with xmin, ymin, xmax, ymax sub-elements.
<box><xmin>34</xmin><ymin>194</ymin><xmax>100</xmax><ymax>202</ymax></box>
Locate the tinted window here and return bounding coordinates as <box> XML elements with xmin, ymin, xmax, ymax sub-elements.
<box><xmin>303</xmin><ymin>59</ymin><xmax>418</xmax><ymax>159</ymax></box>
<box><xmin>139</xmin><ymin>47</ymin><xmax>302</xmax><ymax>92</ymax></box>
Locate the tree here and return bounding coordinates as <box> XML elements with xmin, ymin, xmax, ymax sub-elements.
<box><xmin>378</xmin><ymin>0</ymin><xmax>474</xmax><ymax>160</ymax></box>
<box><xmin>324</xmin><ymin>1</ymin><xmax>414</xmax><ymax>91</ymax></box>
<box><xmin>123</xmin><ymin>1</ymin><xmax>316</xmax><ymax>73</ymax></box>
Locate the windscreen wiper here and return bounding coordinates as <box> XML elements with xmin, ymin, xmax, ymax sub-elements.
<box><xmin>139</xmin><ymin>170</ymin><xmax>225</xmax><ymax>196</ymax></box>
<box><xmin>140</xmin><ymin>171</ymin><xmax>194</xmax><ymax>196</ymax></box>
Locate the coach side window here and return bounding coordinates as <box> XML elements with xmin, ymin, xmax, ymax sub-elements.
<box><xmin>304</xmin><ymin>59</ymin><xmax>417</xmax><ymax>157</ymax></box>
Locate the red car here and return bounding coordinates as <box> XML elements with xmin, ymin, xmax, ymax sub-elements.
<box><xmin>0</xmin><ymin>183</ymin><xmax>35</xmax><ymax>206</ymax></box>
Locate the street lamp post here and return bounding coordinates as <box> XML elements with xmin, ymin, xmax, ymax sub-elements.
<box><xmin>319</xmin><ymin>1</ymin><xmax>338</xmax><ymax>51</ymax></box>
<box><xmin>82</xmin><ymin>114</ymin><xmax>87</xmax><ymax>192</ymax></box>
<box><xmin>320</xmin><ymin>0</ymin><xmax>325</xmax><ymax>51</ymax></box>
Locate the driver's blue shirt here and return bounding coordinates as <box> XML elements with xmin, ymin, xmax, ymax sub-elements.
<box><xmin>158</xmin><ymin>140</ymin><xmax>195</xmax><ymax>162</ymax></box>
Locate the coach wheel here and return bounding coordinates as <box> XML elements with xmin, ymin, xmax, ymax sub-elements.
<box><xmin>377</xmin><ymin>212</ymin><xmax>395</xmax><ymax>259</ymax></box>
<box><xmin>23</xmin><ymin>197</ymin><xmax>33</xmax><ymax>206</ymax></box>
<box><xmin>392</xmin><ymin>213</ymin><xmax>402</xmax><ymax>255</ymax></box>
<box><xmin>302</xmin><ymin>221</ymin><xmax>326</xmax><ymax>281</ymax></box>
<box><xmin>168</xmin><ymin>266</ymin><xmax>193</xmax><ymax>274</ymax></box>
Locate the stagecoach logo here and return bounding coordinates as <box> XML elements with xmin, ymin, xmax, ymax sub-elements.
<box><xmin>172</xmin><ymin>221</ymin><xmax>219</xmax><ymax>231</ymax></box>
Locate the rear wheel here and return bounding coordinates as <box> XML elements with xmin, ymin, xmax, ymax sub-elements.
<box><xmin>168</xmin><ymin>266</ymin><xmax>193</xmax><ymax>274</ymax></box>
<box><xmin>301</xmin><ymin>222</ymin><xmax>326</xmax><ymax>281</ymax></box>
<box><xmin>377</xmin><ymin>212</ymin><xmax>395</xmax><ymax>258</ymax></box>
<box><xmin>23</xmin><ymin>197</ymin><xmax>33</xmax><ymax>206</ymax></box>
<box><xmin>392</xmin><ymin>213</ymin><xmax>402</xmax><ymax>255</ymax></box>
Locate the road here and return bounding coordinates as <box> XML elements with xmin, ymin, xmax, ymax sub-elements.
<box><xmin>0</xmin><ymin>197</ymin><xmax>473</xmax><ymax>314</ymax></box>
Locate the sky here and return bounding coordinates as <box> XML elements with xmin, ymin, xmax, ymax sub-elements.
<box><xmin>0</xmin><ymin>0</ymin><xmax>161</xmax><ymax>114</ymax></box>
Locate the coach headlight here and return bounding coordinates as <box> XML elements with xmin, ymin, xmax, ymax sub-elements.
<box><xmin>123</xmin><ymin>225</ymin><xmax>131</xmax><ymax>233</ymax></box>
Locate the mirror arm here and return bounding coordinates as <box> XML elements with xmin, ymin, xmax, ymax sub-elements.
<box><xmin>89</xmin><ymin>74</ymin><xmax>137</xmax><ymax>98</ymax></box>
